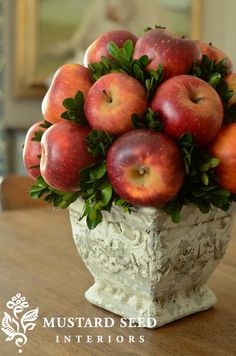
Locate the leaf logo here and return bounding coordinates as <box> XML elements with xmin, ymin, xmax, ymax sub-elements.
<box><xmin>1</xmin><ymin>293</ymin><xmax>39</xmax><ymax>353</ymax></box>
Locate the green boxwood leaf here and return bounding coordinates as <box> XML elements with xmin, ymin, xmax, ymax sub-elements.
<box><xmin>123</xmin><ymin>40</ymin><xmax>134</xmax><ymax>59</ymax></box>
<box><xmin>171</xmin><ymin>209</ymin><xmax>181</xmax><ymax>223</ymax></box>
<box><xmin>208</xmin><ymin>72</ymin><xmax>221</xmax><ymax>87</ymax></box>
<box><xmin>30</xmin><ymin>189</ymin><xmax>47</xmax><ymax>199</ymax></box>
<box><xmin>212</xmin><ymin>189</ymin><xmax>230</xmax><ymax>197</ymax></box>
<box><xmin>200</xmin><ymin>161</ymin><xmax>211</xmax><ymax>172</ymax></box>
<box><xmin>101</xmin><ymin>56</ymin><xmax>111</xmax><ymax>69</ymax></box>
<box><xmin>133</xmin><ymin>63</ymin><xmax>145</xmax><ymax>83</ymax></box>
<box><xmin>90</xmin><ymin>161</ymin><xmax>106</xmax><ymax>180</ymax></box>
<box><xmin>31</xmin><ymin>130</ymin><xmax>44</xmax><ymax>142</ymax></box>
<box><xmin>60</xmin><ymin>91</ymin><xmax>87</xmax><ymax>125</ymax></box>
<box><xmin>107</xmin><ymin>42</ymin><xmax>120</xmax><ymax>58</ymax></box>
<box><xmin>201</xmin><ymin>173</ymin><xmax>209</xmax><ymax>186</ymax></box>
<box><xmin>198</xmin><ymin>201</ymin><xmax>211</xmax><ymax>214</ymax></box>
<box><xmin>63</xmin><ymin>98</ymin><xmax>75</xmax><ymax>110</ymax></box>
<box><xmin>101</xmin><ymin>184</ymin><xmax>112</xmax><ymax>206</ymax></box>
<box><xmin>138</xmin><ymin>55</ymin><xmax>149</xmax><ymax>66</ymax></box>
<box><xmin>60</xmin><ymin>111</ymin><xmax>70</xmax><ymax>120</ymax></box>
<box><xmin>211</xmin><ymin>158</ymin><xmax>220</xmax><ymax>168</ymax></box>
<box><xmin>178</xmin><ymin>133</ymin><xmax>193</xmax><ymax>147</ymax></box>
<box><xmin>40</xmin><ymin>120</ymin><xmax>52</xmax><ymax>129</ymax></box>
<box><xmin>87</xmin><ymin>208</ymin><xmax>103</xmax><ymax>230</ymax></box>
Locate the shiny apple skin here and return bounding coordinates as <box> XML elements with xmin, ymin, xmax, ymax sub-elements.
<box><xmin>83</xmin><ymin>29</ymin><xmax>138</xmax><ymax>67</ymax></box>
<box><xmin>133</xmin><ymin>29</ymin><xmax>202</xmax><ymax>79</ymax></box>
<box><xmin>106</xmin><ymin>129</ymin><xmax>185</xmax><ymax>207</ymax></box>
<box><xmin>208</xmin><ymin>123</ymin><xmax>236</xmax><ymax>193</ymax></box>
<box><xmin>151</xmin><ymin>75</ymin><xmax>223</xmax><ymax>146</ymax></box>
<box><xmin>224</xmin><ymin>73</ymin><xmax>236</xmax><ymax>106</ymax></box>
<box><xmin>40</xmin><ymin>121</ymin><xmax>95</xmax><ymax>192</ymax></box>
<box><xmin>23</xmin><ymin>120</ymin><xmax>46</xmax><ymax>180</ymax></box>
<box><xmin>84</xmin><ymin>73</ymin><xmax>148</xmax><ymax>135</ymax></box>
<box><xmin>197</xmin><ymin>41</ymin><xmax>233</xmax><ymax>74</ymax></box>
<box><xmin>42</xmin><ymin>64</ymin><xmax>93</xmax><ymax>124</ymax></box>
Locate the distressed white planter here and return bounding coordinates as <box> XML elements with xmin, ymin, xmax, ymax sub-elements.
<box><xmin>69</xmin><ymin>199</ymin><xmax>235</xmax><ymax>328</ymax></box>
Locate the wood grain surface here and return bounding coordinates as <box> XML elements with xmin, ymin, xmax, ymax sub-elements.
<box><xmin>0</xmin><ymin>207</ymin><xmax>235</xmax><ymax>356</ymax></box>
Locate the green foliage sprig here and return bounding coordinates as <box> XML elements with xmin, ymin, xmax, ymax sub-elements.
<box><xmin>61</xmin><ymin>91</ymin><xmax>87</xmax><ymax>125</ymax></box>
<box><xmin>78</xmin><ymin>161</ymin><xmax>132</xmax><ymax>229</ymax></box>
<box><xmin>78</xmin><ymin>161</ymin><xmax>112</xmax><ymax>229</ymax></box>
<box><xmin>88</xmin><ymin>40</ymin><xmax>163</xmax><ymax>99</ymax></box>
<box><xmin>31</xmin><ymin>120</ymin><xmax>52</xmax><ymax>142</ymax></box>
<box><xmin>191</xmin><ymin>54</ymin><xmax>229</xmax><ymax>82</ymax></box>
<box><xmin>80</xmin><ymin>130</ymin><xmax>131</xmax><ymax>228</ymax></box>
<box><xmin>163</xmin><ymin>133</ymin><xmax>234</xmax><ymax>223</ymax></box>
<box><xmin>190</xmin><ymin>54</ymin><xmax>233</xmax><ymax>108</ymax></box>
<box><xmin>30</xmin><ymin>176</ymin><xmax>79</xmax><ymax>209</ymax></box>
<box><xmin>86</xmin><ymin>129</ymin><xmax>116</xmax><ymax>158</ymax></box>
<box><xmin>132</xmin><ymin>108</ymin><xmax>163</xmax><ymax>131</ymax></box>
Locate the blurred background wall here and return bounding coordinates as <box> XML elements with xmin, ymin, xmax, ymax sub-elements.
<box><xmin>0</xmin><ymin>0</ymin><xmax>7</xmax><ymax>175</ymax></box>
<box><xmin>0</xmin><ymin>0</ymin><xmax>236</xmax><ymax>176</ymax></box>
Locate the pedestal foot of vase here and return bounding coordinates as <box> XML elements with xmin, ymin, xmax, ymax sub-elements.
<box><xmin>85</xmin><ymin>282</ymin><xmax>216</xmax><ymax>328</ymax></box>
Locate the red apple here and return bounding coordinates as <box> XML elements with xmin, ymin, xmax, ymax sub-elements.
<box><xmin>224</xmin><ymin>73</ymin><xmax>236</xmax><ymax>106</ymax></box>
<box><xmin>42</xmin><ymin>64</ymin><xmax>93</xmax><ymax>124</ymax></box>
<box><xmin>196</xmin><ymin>41</ymin><xmax>233</xmax><ymax>74</ymax></box>
<box><xmin>133</xmin><ymin>29</ymin><xmax>202</xmax><ymax>79</ymax></box>
<box><xmin>151</xmin><ymin>75</ymin><xmax>223</xmax><ymax>146</ymax></box>
<box><xmin>84</xmin><ymin>73</ymin><xmax>148</xmax><ymax>135</ymax></box>
<box><xmin>23</xmin><ymin>120</ymin><xmax>46</xmax><ymax>179</ymax></box>
<box><xmin>208</xmin><ymin>123</ymin><xmax>236</xmax><ymax>193</ymax></box>
<box><xmin>83</xmin><ymin>29</ymin><xmax>138</xmax><ymax>67</ymax></box>
<box><xmin>106</xmin><ymin>129</ymin><xmax>185</xmax><ymax>207</ymax></box>
<box><xmin>40</xmin><ymin>121</ymin><xmax>95</xmax><ymax>191</ymax></box>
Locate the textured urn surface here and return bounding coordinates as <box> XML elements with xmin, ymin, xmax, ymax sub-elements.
<box><xmin>69</xmin><ymin>199</ymin><xmax>235</xmax><ymax>328</ymax></box>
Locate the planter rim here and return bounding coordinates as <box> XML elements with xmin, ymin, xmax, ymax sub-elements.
<box><xmin>69</xmin><ymin>198</ymin><xmax>236</xmax><ymax>231</ymax></box>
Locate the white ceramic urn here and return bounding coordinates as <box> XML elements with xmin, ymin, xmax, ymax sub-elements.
<box><xmin>69</xmin><ymin>199</ymin><xmax>235</xmax><ymax>328</ymax></box>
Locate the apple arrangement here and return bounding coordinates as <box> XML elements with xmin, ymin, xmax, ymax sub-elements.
<box><xmin>24</xmin><ymin>26</ymin><xmax>236</xmax><ymax>229</ymax></box>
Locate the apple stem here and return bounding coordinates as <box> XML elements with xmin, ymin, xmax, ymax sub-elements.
<box><xmin>192</xmin><ymin>96</ymin><xmax>204</xmax><ymax>104</ymax></box>
<box><xmin>103</xmin><ymin>90</ymin><xmax>113</xmax><ymax>103</ymax></box>
<box><xmin>138</xmin><ymin>166</ymin><xmax>149</xmax><ymax>176</ymax></box>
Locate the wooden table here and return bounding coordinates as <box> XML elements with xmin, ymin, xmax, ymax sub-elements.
<box><xmin>0</xmin><ymin>208</ymin><xmax>235</xmax><ymax>356</ymax></box>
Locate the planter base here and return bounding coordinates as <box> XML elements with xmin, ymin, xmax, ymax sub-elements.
<box><xmin>69</xmin><ymin>200</ymin><xmax>235</xmax><ymax>328</ymax></box>
<box><xmin>85</xmin><ymin>282</ymin><xmax>216</xmax><ymax>328</ymax></box>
